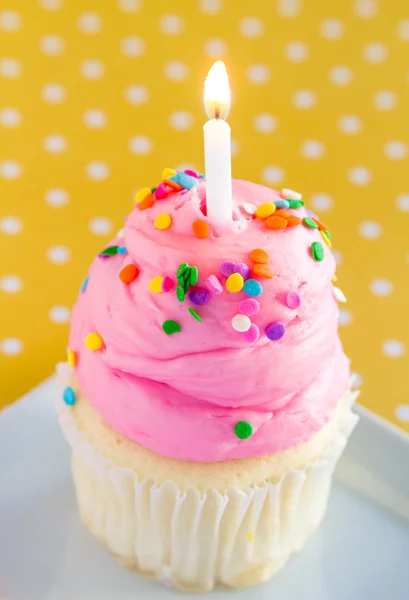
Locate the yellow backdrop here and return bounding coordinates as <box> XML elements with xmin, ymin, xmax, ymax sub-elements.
<box><xmin>1</xmin><ymin>0</ymin><xmax>408</xmax><ymax>434</ymax></box>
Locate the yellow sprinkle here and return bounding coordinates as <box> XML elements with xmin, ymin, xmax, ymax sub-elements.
<box><xmin>255</xmin><ymin>202</ymin><xmax>275</xmax><ymax>219</ymax></box>
<box><xmin>148</xmin><ymin>276</ymin><xmax>164</xmax><ymax>293</ymax></box>
<box><xmin>67</xmin><ymin>349</ymin><xmax>76</xmax><ymax>368</ymax></box>
<box><xmin>154</xmin><ymin>213</ymin><xmax>172</xmax><ymax>230</ymax></box>
<box><xmin>332</xmin><ymin>274</ymin><xmax>338</xmax><ymax>283</ymax></box>
<box><xmin>226</xmin><ymin>273</ymin><xmax>244</xmax><ymax>293</ymax></box>
<box><xmin>84</xmin><ymin>332</ymin><xmax>104</xmax><ymax>351</ymax></box>
<box><xmin>134</xmin><ymin>187</ymin><xmax>152</xmax><ymax>205</ymax></box>
<box><xmin>320</xmin><ymin>230</ymin><xmax>332</xmax><ymax>248</ymax></box>
<box><xmin>247</xmin><ymin>533</ymin><xmax>253</xmax><ymax>542</ymax></box>
<box><xmin>162</xmin><ymin>167</ymin><xmax>176</xmax><ymax>180</ymax></box>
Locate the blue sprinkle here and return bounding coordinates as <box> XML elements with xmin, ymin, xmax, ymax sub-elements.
<box><xmin>274</xmin><ymin>200</ymin><xmax>290</xmax><ymax>209</ymax></box>
<box><xmin>80</xmin><ymin>275</ymin><xmax>89</xmax><ymax>293</ymax></box>
<box><xmin>169</xmin><ymin>172</ymin><xmax>199</xmax><ymax>190</ymax></box>
<box><xmin>198</xmin><ymin>173</ymin><xmax>205</xmax><ymax>178</ymax></box>
<box><xmin>117</xmin><ymin>246</ymin><xmax>127</xmax><ymax>254</ymax></box>
<box><xmin>63</xmin><ymin>386</ymin><xmax>76</xmax><ymax>406</ymax></box>
<box><xmin>243</xmin><ymin>279</ymin><xmax>263</xmax><ymax>297</ymax></box>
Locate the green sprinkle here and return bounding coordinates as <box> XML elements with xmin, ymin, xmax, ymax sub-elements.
<box><xmin>176</xmin><ymin>262</ymin><xmax>189</xmax><ymax>278</ymax></box>
<box><xmin>324</xmin><ymin>230</ymin><xmax>331</xmax><ymax>240</ymax></box>
<box><xmin>182</xmin><ymin>268</ymin><xmax>191</xmax><ymax>282</ymax></box>
<box><xmin>287</xmin><ymin>199</ymin><xmax>304</xmax><ymax>208</ymax></box>
<box><xmin>188</xmin><ymin>308</ymin><xmax>202</xmax><ymax>322</ymax></box>
<box><xmin>151</xmin><ymin>186</ymin><xmax>157</xmax><ymax>193</ymax></box>
<box><xmin>234</xmin><ymin>421</ymin><xmax>253</xmax><ymax>440</ymax></box>
<box><xmin>162</xmin><ymin>320</ymin><xmax>181</xmax><ymax>335</ymax></box>
<box><xmin>303</xmin><ymin>217</ymin><xmax>318</xmax><ymax>229</ymax></box>
<box><xmin>183</xmin><ymin>278</ymin><xmax>191</xmax><ymax>293</ymax></box>
<box><xmin>311</xmin><ymin>241</ymin><xmax>324</xmax><ymax>262</ymax></box>
<box><xmin>176</xmin><ymin>285</ymin><xmax>185</xmax><ymax>302</ymax></box>
<box><xmin>190</xmin><ymin>266</ymin><xmax>199</xmax><ymax>286</ymax></box>
<box><xmin>100</xmin><ymin>245</ymin><xmax>119</xmax><ymax>256</ymax></box>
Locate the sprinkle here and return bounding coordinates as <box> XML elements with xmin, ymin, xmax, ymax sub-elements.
<box><xmin>303</xmin><ymin>217</ymin><xmax>319</xmax><ymax>229</ymax></box>
<box><xmin>239</xmin><ymin>298</ymin><xmax>260</xmax><ymax>316</ymax></box>
<box><xmin>286</xmin><ymin>216</ymin><xmax>302</xmax><ymax>227</ymax></box>
<box><xmin>311</xmin><ymin>241</ymin><xmax>324</xmax><ymax>262</ymax></box>
<box><xmin>190</xmin><ymin>266</ymin><xmax>199</xmax><ymax>285</ymax></box>
<box><xmin>282</xmin><ymin>188</ymin><xmax>302</xmax><ymax>200</ymax></box>
<box><xmin>192</xmin><ymin>219</ymin><xmax>210</xmax><ymax>238</ymax></box>
<box><xmin>220</xmin><ymin>261</ymin><xmax>236</xmax><ymax>277</ymax></box>
<box><xmin>333</xmin><ymin>286</ymin><xmax>347</xmax><ymax>303</ymax></box>
<box><xmin>185</xmin><ymin>169</ymin><xmax>199</xmax><ymax>178</ymax></box>
<box><xmin>162</xmin><ymin>320</ymin><xmax>181</xmax><ymax>335</ymax></box>
<box><xmin>138</xmin><ymin>194</ymin><xmax>155</xmax><ymax>210</ymax></box>
<box><xmin>176</xmin><ymin>285</ymin><xmax>185</xmax><ymax>302</ymax></box>
<box><xmin>234</xmin><ymin>421</ymin><xmax>253</xmax><ymax>440</ymax></box>
<box><xmin>99</xmin><ymin>245</ymin><xmax>119</xmax><ymax>256</ymax></box>
<box><xmin>164</xmin><ymin>178</ymin><xmax>183</xmax><ymax>191</ymax></box>
<box><xmin>85</xmin><ymin>332</ymin><xmax>104</xmax><ymax>351</ymax></box>
<box><xmin>80</xmin><ymin>275</ymin><xmax>89</xmax><ymax>293</ymax></box>
<box><xmin>324</xmin><ymin>230</ymin><xmax>331</xmax><ymax>240</ymax></box>
<box><xmin>232</xmin><ymin>314</ymin><xmax>251</xmax><ymax>332</ymax></box>
<box><xmin>188</xmin><ymin>308</ymin><xmax>202</xmax><ymax>322</ymax></box>
<box><xmin>243</xmin><ymin>279</ymin><xmax>263</xmax><ymax>297</ymax></box>
<box><xmin>312</xmin><ymin>217</ymin><xmax>329</xmax><ymax>231</ymax></box>
<box><xmin>117</xmin><ymin>228</ymin><xmax>125</xmax><ymax>238</ymax></box>
<box><xmin>242</xmin><ymin>202</ymin><xmax>257</xmax><ymax>215</ymax></box>
<box><xmin>255</xmin><ymin>202</ymin><xmax>275</xmax><ymax>219</ymax></box>
<box><xmin>226</xmin><ymin>273</ymin><xmax>244</xmax><ymax>293</ymax></box>
<box><xmin>332</xmin><ymin>274</ymin><xmax>338</xmax><ymax>283</ymax></box>
<box><xmin>162</xmin><ymin>167</ymin><xmax>176</xmax><ymax>180</ymax></box>
<box><xmin>234</xmin><ymin>262</ymin><xmax>250</xmax><ymax>280</ymax></box>
<box><xmin>171</xmin><ymin>172</ymin><xmax>199</xmax><ymax>190</ymax></box>
<box><xmin>286</xmin><ymin>291</ymin><xmax>301</xmax><ymax>309</ymax></box>
<box><xmin>119</xmin><ymin>263</ymin><xmax>139</xmax><ymax>283</ymax></box>
<box><xmin>117</xmin><ymin>245</ymin><xmax>128</xmax><ymax>254</ymax></box>
<box><xmin>67</xmin><ymin>349</ymin><xmax>76</xmax><ymax>368</ymax></box>
<box><xmin>274</xmin><ymin>209</ymin><xmax>290</xmax><ymax>218</ymax></box>
<box><xmin>176</xmin><ymin>262</ymin><xmax>189</xmax><ymax>278</ymax></box>
<box><xmin>241</xmin><ymin>323</ymin><xmax>260</xmax><ymax>343</ymax></box>
<box><xmin>266</xmin><ymin>215</ymin><xmax>287</xmax><ymax>230</ymax></box>
<box><xmin>161</xmin><ymin>276</ymin><xmax>174</xmax><ymax>292</ymax></box>
<box><xmin>287</xmin><ymin>199</ymin><xmax>304</xmax><ymax>208</ymax></box>
<box><xmin>249</xmin><ymin>248</ymin><xmax>269</xmax><ymax>264</ymax></box>
<box><xmin>151</xmin><ymin>187</ymin><xmax>157</xmax><ymax>193</ymax></box>
<box><xmin>154</xmin><ymin>182</ymin><xmax>167</xmax><ymax>199</ymax></box>
<box><xmin>320</xmin><ymin>230</ymin><xmax>332</xmax><ymax>248</ymax></box>
<box><xmin>189</xmin><ymin>287</ymin><xmax>210</xmax><ymax>305</ymax></box>
<box><xmin>135</xmin><ymin>187</ymin><xmax>152</xmax><ymax>204</ymax></box>
<box><xmin>63</xmin><ymin>386</ymin><xmax>76</xmax><ymax>406</ymax></box>
<box><xmin>154</xmin><ymin>213</ymin><xmax>172</xmax><ymax>230</ymax></box>
<box><xmin>149</xmin><ymin>276</ymin><xmax>164</xmax><ymax>293</ymax></box>
<box><xmin>252</xmin><ymin>264</ymin><xmax>274</xmax><ymax>279</ymax></box>
<box><xmin>206</xmin><ymin>274</ymin><xmax>223</xmax><ymax>295</ymax></box>
<box><xmin>274</xmin><ymin>199</ymin><xmax>290</xmax><ymax>209</ymax></box>
<box><xmin>265</xmin><ymin>322</ymin><xmax>286</xmax><ymax>341</ymax></box>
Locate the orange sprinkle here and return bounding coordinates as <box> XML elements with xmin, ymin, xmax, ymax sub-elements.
<box><xmin>274</xmin><ymin>209</ymin><xmax>290</xmax><ymax>218</ymax></box>
<box><xmin>119</xmin><ymin>263</ymin><xmax>139</xmax><ymax>283</ymax></box>
<box><xmin>249</xmin><ymin>248</ymin><xmax>269</xmax><ymax>264</ymax></box>
<box><xmin>163</xmin><ymin>178</ymin><xmax>183</xmax><ymax>191</ymax></box>
<box><xmin>252</xmin><ymin>264</ymin><xmax>274</xmax><ymax>279</ymax></box>
<box><xmin>312</xmin><ymin>217</ymin><xmax>328</xmax><ymax>231</ymax></box>
<box><xmin>266</xmin><ymin>215</ymin><xmax>287</xmax><ymax>230</ymax></box>
<box><xmin>138</xmin><ymin>194</ymin><xmax>155</xmax><ymax>211</ymax></box>
<box><xmin>286</xmin><ymin>216</ymin><xmax>302</xmax><ymax>227</ymax></box>
<box><xmin>192</xmin><ymin>219</ymin><xmax>210</xmax><ymax>238</ymax></box>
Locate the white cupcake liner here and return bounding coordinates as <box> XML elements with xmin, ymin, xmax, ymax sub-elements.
<box><xmin>56</xmin><ymin>363</ymin><xmax>359</xmax><ymax>592</ymax></box>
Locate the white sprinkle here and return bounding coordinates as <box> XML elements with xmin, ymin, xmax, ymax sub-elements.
<box><xmin>282</xmin><ymin>188</ymin><xmax>302</xmax><ymax>200</ymax></box>
<box><xmin>333</xmin><ymin>286</ymin><xmax>347</xmax><ymax>303</ymax></box>
<box><xmin>117</xmin><ymin>228</ymin><xmax>125</xmax><ymax>238</ymax></box>
<box><xmin>232</xmin><ymin>314</ymin><xmax>251</xmax><ymax>333</ymax></box>
<box><xmin>241</xmin><ymin>202</ymin><xmax>256</xmax><ymax>215</ymax></box>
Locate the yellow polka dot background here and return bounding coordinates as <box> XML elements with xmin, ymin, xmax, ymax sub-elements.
<box><xmin>1</xmin><ymin>0</ymin><xmax>409</xmax><ymax>433</ymax></box>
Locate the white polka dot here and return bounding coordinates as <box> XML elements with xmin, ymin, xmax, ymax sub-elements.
<box><xmin>373</xmin><ymin>90</ymin><xmax>397</xmax><ymax>111</ymax></box>
<box><xmin>328</xmin><ymin>65</ymin><xmax>353</xmax><ymax>86</ymax></box>
<box><xmin>254</xmin><ymin>113</ymin><xmax>277</xmax><ymax>133</ymax></box>
<box><xmin>78</xmin><ymin>12</ymin><xmax>102</xmax><ymax>34</ymax></box>
<box><xmin>46</xmin><ymin>245</ymin><xmax>71</xmax><ymax>264</ymax></box>
<box><xmin>39</xmin><ymin>0</ymin><xmax>64</xmax><ymax>9</ymax></box>
<box><xmin>397</xmin><ymin>20</ymin><xmax>409</xmax><ymax>41</ymax></box>
<box><xmin>80</xmin><ymin>59</ymin><xmax>105</xmax><ymax>80</ymax></box>
<box><xmin>382</xmin><ymin>340</ymin><xmax>405</xmax><ymax>358</ymax></box>
<box><xmin>89</xmin><ymin>217</ymin><xmax>113</xmax><ymax>235</ymax></box>
<box><xmin>159</xmin><ymin>15</ymin><xmax>184</xmax><ymax>35</ymax></box>
<box><xmin>85</xmin><ymin>161</ymin><xmax>109</xmax><ymax>180</ymax></box>
<box><xmin>204</xmin><ymin>38</ymin><xmax>228</xmax><ymax>57</ymax></box>
<box><xmin>0</xmin><ymin>58</ymin><xmax>21</xmax><ymax>78</ymax></box>
<box><xmin>39</xmin><ymin>35</ymin><xmax>65</xmax><ymax>56</ymax></box>
<box><xmin>277</xmin><ymin>0</ymin><xmax>301</xmax><ymax>17</ymax></box>
<box><xmin>198</xmin><ymin>0</ymin><xmax>222</xmax><ymax>14</ymax></box>
<box><xmin>0</xmin><ymin>338</ymin><xmax>23</xmax><ymax>356</ymax></box>
<box><xmin>164</xmin><ymin>61</ymin><xmax>189</xmax><ymax>81</ymax></box>
<box><xmin>261</xmin><ymin>165</ymin><xmax>285</xmax><ymax>185</ymax></box>
<box><xmin>49</xmin><ymin>305</ymin><xmax>70</xmax><ymax>323</ymax></box>
<box><xmin>369</xmin><ymin>278</ymin><xmax>393</xmax><ymax>296</ymax></box>
<box><xmin>45</xmin><ymin>188</ymin><xmax>69</xmax><ymax>208</ymax></box>
<box><xmin>292</xmin><ymin>89</ymin><xmax>316</xmax><ymax>109</ymax></box>
<box><xmin>124</xmin><ymin>85</ymin><xmax>149</xmax><ymax>105</ymax></box>
<box><xmin>0</xmin><ymin>161</ymin><xmax>22</xmax><ymax>179</ymax></box>
<box><xmin>348</xmin><ymin>166</ymin><xmax>372</xmax><ymax>186</ymax></box>
<box><xmin>353</xmin><ymin>0</ymin><xmax>378</xmax><ymax>18</ymax></box>
<box><xmin>320</xmin><ymin>18</ymin><xmax>344</xmax><ymax>40</ymax></box>
<box><xmin>309</xmin><ymin>193</ymin><xmax>333</xmax><ymax>212</ymax></box>
<box><xmin>351</xmin><ymin>372</ymin><xmax>363</xmax><ymax>388</ymax></box>
<box><xmin>41</xmin><ymin>83</ymin><xmax>66</xmax><ymax>104</ymax></box>
<box><xmin>83</xmin><ymin>109</ymin><xmax>107</xmax><ymax>129</ymax></box>
<box><xmin>246</xmin><ymin>64</ymin><xmax>270</xmax><ymax>84</ymax></box>
<box><xmin>332</xmin><ymin>249</ymin><xmax>343</xmax><ymax>266</ymax></box>
<box><xmin>338</xmin><ymin>309</ymin><xmax>352</xmax><ymax>326</ymax></box>
<box><xmin>358</xmin><ymin>220</ymin><xmax>382</xmax><ymax>239</ymax></box>
<box><xmin>337</xmin><ymin>115</ymin><xmax>362</xmax><ymax>135</ymax></box>
<box><xmin>117</xmin><ymin>0</ymin><xmax>142</xmax><ymax>11</ymax></box>
<box><xmin>128</xmin><ymin>136</ymin><xmax>153</xmax><ymax>155</ymax></box>
<box><xmin>231</xmin><ymin>139</ymin><xmax>240</xmax><ymax>156</ymax></box>
<box><xmin>120</xmin><ymin>36</ymin><xmax>146</xmax><ymax>57</ymax></box>
<box><xmin>0</xmin><ymin>275</ymin><xmax>23</xmax><ymax>293</ymax></box>
<box><xmin>284</xmin><ymin>41</ymin><xmax>309</xmax><ymax>62</ymax></box>
<box><xmin>239</xmin><ymin>17</ymin><xmax>265</xmax><ymax>38</ymax></box>
<box><xmin>0</xmin><ymin>108</ymin><xmax>21</xmax><ymax>127</ymax></box>
<box><xmin>169</xmin><ymin>111</ymin><xmax>194</xmax><ymax>131</ymax></box>
<box><xmin>363</xmin><ymin>42</ymin><xmax>388</xmax><ymax>63</ymax></box>
<box><xmin>300</xmin><ymin>140</ymin><xmax>325</xmax><ymax>159</ymax></box>
<box><xmin>395</xmin><ymin>405</ymin><xmax>409</xmax><ymax>421</ymax></box>
<box><xmin>43</xmin><ymin>134</ymin><xmax>67</xmax><ymax>153</ymax></box>
<box><xmin>384</xmin><ymin>141</ymin><xmax>407</xmax><ymax>161</ymax></box>
<box><xmin>0</xmin><ymin>216</ymin><xmax>22</xmax><ymax>234</ymax></box>
<box><xmin>0</xmin><ymin>10</ymin><xmax>21</xmax><ymax>31</ymax></box>
<box><xmin>396</xmin><ymin>193</ymin><xmax>409</xmax><ymax>212</ymax></box>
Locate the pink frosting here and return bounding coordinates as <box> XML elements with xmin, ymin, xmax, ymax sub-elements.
<box><xmin>69</xmin><ymin>179</ymin><xmax>350</xmax><ymax>462</ymax></box>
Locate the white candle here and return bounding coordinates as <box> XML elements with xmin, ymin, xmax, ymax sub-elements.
<box><xmin>203</xmin><ymin>61</ymin><xmax>232</xmax><ymax>223</ymax></box>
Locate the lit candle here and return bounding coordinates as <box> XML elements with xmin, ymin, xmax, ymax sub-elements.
<box><xmin>203</xmin><ymin>61</ymin><xmax>232</xmax><ymax>224</ymax></box>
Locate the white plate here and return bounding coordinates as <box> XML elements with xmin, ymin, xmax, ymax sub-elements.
<box><xmin>1</xmin><ymin>378</ymin><xmax>409</xmax><ymax>600</ymax></box>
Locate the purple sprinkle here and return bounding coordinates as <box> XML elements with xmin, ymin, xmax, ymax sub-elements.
<box><xmin>241</xmin><ymin>324</ymin><xmax>260</xmax><ymax>344</ymax></box>
<box><xmin>266</xmin><ymin>322</ymin><xmax>286</xmax><ymax>341</ymax></box>
<box><xmin>239</xmin><ymin>298</ymin><xmax>260</xmax><ymax>316</ymax></box>
<box><xmin>286</xmin><ymin>291</ymin><xmax>301</xmax><ymax>310</ymax></box>
<box><xmin>189</xmin><ymin>288</ymin><xmax>210</xmax><ymax>306</ymax></box>
<box><xmin>220</xmin><ymin>261</ymin><xmax>236</xmax><ymax>278</ymax></box>
<box><xmin>206</xmin><ymin>274</ymin><xmax>223</xmax><ymax>295</ymax></box>
<box><xmin>234</xmin><ymin>262</ymin><xmax>250</xmax><ymax>280</ymax></box>
<box><xmin>161</xmin><ymin>276</ymin><xmax>174</xmax><ymax>293</ymax></box>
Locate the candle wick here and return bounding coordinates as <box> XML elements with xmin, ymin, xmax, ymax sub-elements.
<box><xmin>215</xmin><ymin>105</ymin><xmax>220</xmax><ymax>120</ymax></box>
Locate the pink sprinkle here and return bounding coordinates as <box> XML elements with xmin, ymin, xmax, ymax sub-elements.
<box><xmin>241</xmin><ymin>324</ymin><xmax>260</xmax><ymax>344</ymax></box>
<box><xmin>286</xmin><ymin>291</ymin><xmax>301</xmax><ymax>310</ymax></box>
<box><xmin>206</xmin><ymin>274</ymin><xmax>223</xmax><ymax>295</ymax></box>
<box><xmin>178</xmin><ymin>189</ymin><xmax>188</xmax><ymax>196</ymax></box>
<box><xmin>184</xmin><ymin>169</ymin><xmax>199</xmax><ymax>178</ymax></box>
<box><xmin>154</xmin><ymin>182</ymin><xmax>167</xmax><ymax>200</ymax></box>
<box><xmin>161</xmin><ymin>276</ymin><xmax>174</xmax><ymax>293</ymax></box>
<box><xmin>239</xmin><ymin>298</ymin><xmax>260</xmax><ymax>316</ymax></box>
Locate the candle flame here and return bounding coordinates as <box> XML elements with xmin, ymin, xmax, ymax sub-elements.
<box><xmin>204</xmin><ymin>60</ymin><xmax>231</xmax><ymax>120</ymax></box>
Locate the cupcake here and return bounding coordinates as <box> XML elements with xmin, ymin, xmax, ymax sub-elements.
<box><xmin>57</xmin><ymin>171</ymin><xmax>358</xmax><ymax>592</ymax></box>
